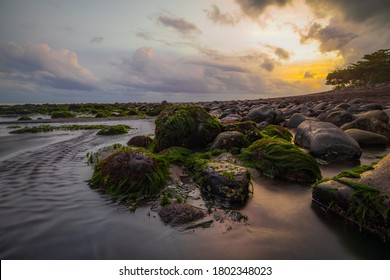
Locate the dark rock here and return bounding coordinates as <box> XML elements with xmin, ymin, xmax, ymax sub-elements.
<box><xmin>295</xmin><ymin>120</ymin><xmax>361</xmax><ymax>161</ymax></box>
<box><xmin>210</xmin><ymin>131</ymin><xmax>249</xmax><ymax>151</ymax></box>
<box><xmin>258</xmin><ymin>121</ymin><xmax>269</xmax><ymax>130</ymax></box>
<box><xmin>341</xmin><ymin>117</ymin><xmax>390</xmax><ymax>141</ymax></box>
<box><xmin>324</xmin><ymin>110</ymin><xmax>355</xmax><ymax>127</ymax></box>
<box><xmin>286</xmin><ymin>113</ymin><xmax>314</xmax><ymax>129</ymax></box>
<box><xmin>127</xmin><ymin>135</ymin><xmax>153</xmax><ymax>148</ymax></box>
<box><xmin>244</xmin><ymin>105</ymin><xmax>282</xmax><ymax>124</ymax></box>
<box><xmin>223</xmin><ymin>121</ymin><xmax>262</xmax><ymax>143</ymax></box>
<box><xmin>159</xmin><ymin>203</ymin><xmax>206</xmax><ymax>226</ymax></box>
<box><xmin>355</xmin><ymin>110</ymin><xmax>389</xmax><ymax>123</ymax></box>
<box><xmin>344</xmin><ymin>129</ymin><xmax>388</xmax><ymax>146</ymax></box>
<box><xmin>200</xmin><ymin>160</ymin><xmax>251</xmax><ymax>206</ymax></box>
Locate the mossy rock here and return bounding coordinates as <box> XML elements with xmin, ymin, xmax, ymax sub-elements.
<box><xmin>210</xmin><ymin>131</ymin><xmax>249</xmax><ymax>152</ymax></box>
<box><xmin>194</xmin><ymin>160</ymin><xmax>251</xmax><ymax>207</ymax></box>
<box><xmin>222</xmin><ymin>121</ymin><xmax>262</xmax><ymax>143</ymax></box>
<box><xmin>50</xmin><ymin>111</ymin><xmax>75</xmax><ymax>119</ymax></box>
<box><xmin>127</xmin><ymin>135</ymin><xmax>153</xmax><ymax>148</ymax></box>
<box><xmin>154</xmin><ymin>104</ymin><xmax>221</xmax><ymax>152</ymax></box>
<box><xmin>159</xmin><ymin>203</ymin><xmax>206</xmax><ymax>226</ymax></box>
<box><xmin>89</xmin><ymin>149</ymin><xmax>170</xmax><ymax>201</ymax></box>
<box><xmin>261</xmin><ymin>125</ymin><xmax>293</xmax><ymax>142</ymax></box>
<box><xmin>240</xmin><ymin>138</ymin><xmax>321</xmax><ymax>183</ymax></box>
<box><xmin>97</xmin><ymin>125</ymin><xmax>130</xmax><ymax>135</ymax></box>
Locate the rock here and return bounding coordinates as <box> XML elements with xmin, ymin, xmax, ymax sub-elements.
<box><xmin>199</xmin><ymin>160</ymin><xmax>251</xmax><ymax>206</ymax></box>
<box><xmin>89</xmin><ymin>150</ymin><xmax>169</xmax><ymax>199</ymax></box>
<box><xmin>360</xmin><ymin>103</ymin><xmax>383</xmax><ymax>111</ymax></box>
<box><xmin>220</xmin><ymin>114</ymin><xmax>242</xmax><ymax>123</ymax></box>
<box><xmin>127</xmin><ymin>135</ymin><xmax>153</xmax><ymax>148</ymax></box>
<box><xmin>341</xmin><ymin>117</ymin><xmax>390</xmax><ymax>141</ymax></box>
<box><xmin>244</xmin><ymin>105</ymin><xmax>283</xmax><ymax>124</ymax></box>
<box><xmin>313</xmin><ymin>155</ymin><xmax>390</xmax><ymax>237</ymax></box>
<box><xmin>154</xmin><ymin>104</ymin><xmax>221</xmax><ymax>152</ymax></box>
<box><xmin>17</xmin><ymin>116</ymin><xmax>32</xmax><ymax>121</ymax></box>
<box><xmin>240</xmin><ymin>138</ymin><xmax>321</xmax><ymax>183</ymax></box>
<box><xmin>258</xmin><ymin>121</ymin><xmax>269</xmax><ymax>130</ymax></box>
<box><xmin>324</xmin><ymin>110</ymin><xmax>355</xmax><ymax>127</ymax></box>
<box><xmin>295</xmin><ymin>120</ymin><xmax>361</xmax><ymax>161</ymax></box>
<box><xmin>222</xmin><ymin>121</ymin><xmax>262</xmax><ymax>143</ymax></box>
<box><xmin>210</xmin><ymin>131</ymin><xmax>249</xmax><ymax>152</ymax></box>
<box><xmin>286</xmin><ymin>113</ymin><xmax>314</xmax><ymax>129</ymax></box>
<box><xmin>355</xmin><ymin>110</ymin><xmax>389</xmax><ymax>123</ymax></box>
<box><xmin>261</xmin><ymin>125</ymin><xmax>293</xmax><ymax>142</ymax></box>
<box><xmin>159</xmin><ymin>203</ymin><xmax>206</xmax><ymax>226</ymax></box>
<box><xmin>312</xmin><ymin>102</ymin><xmax>328</xmax><ymax>111</ymax></box>
<box><xmin>344</xmin><ymin>129</ymin><xmax>388</xmax><ymax>146</ymax></box>
<box><xmin>360</xmin><ymin>154</ymin><xmax>390</xmax><ymax>195</ymax></box>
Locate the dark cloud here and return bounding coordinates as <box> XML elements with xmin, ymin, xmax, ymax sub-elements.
<box><xmin>204</xmin><ymin>5</ymin><xmax>241</xmax><ymax>25</ymax></box>
<box><xmin>235</xmin><ymin>0</ymin><xmax>291</xmax><ymax>19</ymax></box>
<box><xmin>274</xmin><ymin>47</ymin><xmax>291</xmax><ymax>60</ymax></box>
<box><xmin>90</xmin><ymin>36</ymin><xmax>104</xmax><ymax>44</ymax></box>
<box><xmin>260</xmin><ymin>57</ymin><xmax>275</xmax><ymax>72</ymax></box>
<box><xmin>305</xmin><ymin>0</ymin><xmax>390</xmax><ymax>26</ymax></box>
<box><xmin>303</xmin><ymin>71</ymin><xmax>315</xmax><ymax>78</ymax></box>
<box><xmin>157</xmin><ymin>15</ymin><xmax>201</xmax><ymax>36</ymax></box>
<box><xmin>300</xmin><ymin>20</ymin><xmax>358</xmax><ymax>53</ymax></box>
<box><xmin>0</xmin><ymin>43</ymin><xmax>96</xmax><ymax>91</ymax></box>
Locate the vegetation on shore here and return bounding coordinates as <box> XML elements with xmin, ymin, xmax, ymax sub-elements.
<box><xmin>10</xmin><ymin>124</ymin><xmax>131</xmax><ymax>134</ymax></box>
<box><xmin>326</xmin><ymin>49</ymin><xmax>390</xmax><ymax>89</ymax></box>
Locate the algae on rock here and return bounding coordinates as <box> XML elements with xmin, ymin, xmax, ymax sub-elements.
<box><xmin>240</xmin><ymin>138</ymin><xmax>322</xmax><ymax>183</ymax></box>
<box><xmin>154</xmin><ymin>104</ymin><xmax>221</xmax><ymax>152</ymax></box>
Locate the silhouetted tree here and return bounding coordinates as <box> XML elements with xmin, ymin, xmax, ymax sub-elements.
<box><xmin>326</xmin><ymin>49</ymin><xmax>390</xmax><ymax>89</ymax></box>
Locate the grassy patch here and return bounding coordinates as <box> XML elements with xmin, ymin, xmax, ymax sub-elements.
<box><xmin>96</xmin><ymin>125</ymin><xmax>131</xmax><ymax>135</ymax></box>
<box><xmin>10</xmin><ymin>124</ymin><xmax>110</xmax><ymax>134</ymax></box>
<box><xmin>260</xmin><ymin>125</ymin><xmax>293</xmax><ymax>142</ymax></box>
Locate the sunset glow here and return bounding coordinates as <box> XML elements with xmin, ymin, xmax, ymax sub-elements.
<box><xmin>0</xmin><ymin>0</ymin><xmax>389</xmax><ymax>103</ymax></box>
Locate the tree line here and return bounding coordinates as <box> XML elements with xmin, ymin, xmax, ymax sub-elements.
<box><xmin>326</xmin><ymin>49</ymin><xmax>390</xmax><ymax>89</ymax></box>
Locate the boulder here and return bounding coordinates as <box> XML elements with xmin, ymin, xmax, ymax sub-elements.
<box><xmin>261</xmin><ymin>125</ymin><xmax>293</xmax><ymax>142</ymax></box>
<box><xmin>355</xmin><ymin>110</ymin><xmax>389</xmax><ymax>124</ymax></box>
<box><xmin>286</xmin><ymin>113</ymin><xmax>314</xmax><ymax>129</ymax></box>
<box><xmin>324</xmin><ymin>110</ymin><xmax>355</xmax><ymax>127</ymax></box>
<box><xmin>89</xmin><ymin>150</ymin><xmax>169</xmax><ymax>200</ymax></box>
<box><xmin>240</xmin><ymin>138</ymin><xmax>321</xmax><ymax>183</ymax></box>
<box><xmin>244</xmin><ymin>105</ymin><xmax>283</xmax><ymax>124</ymax></box>
<box><xmin>222</xmin><ymin>121</ymin><xmax>262</xmax><ymax>143</ymax></box>
<box><xmin>127</xmin><ymin>135</ymin><xmax>153</xmax><ymax>148</ymax></box>
<box><xmin>159</xmin><ymin>203</ymin><xmax>206</xmax><ymax>226</ymax></box>
<box><xmin>344</xmin><ymin>129</ymin><xmax>388</xmax><ymax>146</ymax></box>
<box><xmin>313</xmin><ymin>155</ymin><xmax>390</xmax><ymax>237</ymax></box>
<box><xmin>220</xmin><ymin>114</ymin><xmax>242</xmax><ymax>123</ymax></box>
<box><xmin>341</xmin><ymin>117</ymin><xmax>390</xmax><ymax>141</ymax></box>
<box><xmin>199</xmin><ymin>160</ymin><xmax>251</xmax><ymax>207</ymax></box>
<box><xmin>295</xmin><ymin>120</ymin><xmax>361</xmax><ymax>161</ymax></box>
<box><xmin>210</xmin><ymin>131</ymin><xmax>249</xmax><ymax>152</ymax></box>
<box><xmin>154</xmin><ymin>104</ymin><xmax>221</xmax><ymax>152</ymax></box>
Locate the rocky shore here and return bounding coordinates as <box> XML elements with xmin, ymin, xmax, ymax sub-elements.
<box><xmin>2</xmin><ymin>85</ymin><xmax>390</xmax><ymax>238</ymax></box>
<box><xmin>86</xmin><ymin>86</ymin><xmax>390</xmax><ymax>238</ymax></box>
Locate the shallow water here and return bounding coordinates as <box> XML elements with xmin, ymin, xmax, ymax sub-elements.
<box><xmin>0</xmin><ymin>119</ymin><xmax>389</xmax><ymax>259</ymax></box>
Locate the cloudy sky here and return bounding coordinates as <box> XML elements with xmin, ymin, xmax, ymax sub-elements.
<box><xmin>0</xmin><ymin>0</ymin><xmax>389</xmax><ymax>103</ymax></box>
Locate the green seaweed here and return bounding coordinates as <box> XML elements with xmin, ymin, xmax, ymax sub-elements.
<box><xmin>154</xmin><ymin>104</ymin><xmax>221</xmax><ymax>152</ymax></box>
<box><xmin>239</xmin><ymin>138</ymin><xmax>321</xmax><ymax>183</ymax></box>
<box><xmin>96</xmin><ymin>125</ymin><xmax>131</xmax><ymax>135</ymax></box>
<box><xmin>10</xmin><ymin>124</ymin><xmax>112</xmax><ymax>134</ymax></box>
<box><xmin>89</xmin><ymin>149</ymin><xmax>170</xmax><ymax>202</ymax></box>
<box><xmin>260</xmin><ymin>125</ymin><xmax>293</xmax><ymax>142</ymax></box>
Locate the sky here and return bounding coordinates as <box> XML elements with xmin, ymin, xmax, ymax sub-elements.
<box><xmin>0</xmin><ymin>0</ymin><xmax>389</xmax><ymax>103</ymax></box>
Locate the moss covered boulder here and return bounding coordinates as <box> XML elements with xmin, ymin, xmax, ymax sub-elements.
<box><xmin>240</xmin><ymin>138</ymin><xmax>321</xmax><ymax>183</ymax></box>
<box><xmin>261</xmin><ymin>125</ymin><xmax>293</xmax><ymax>142</ymax></box>
<box><xmin>196</xmin><ymin>160</ymin><xmax>251</xmax><ymax>207</ymax></box>
<box><xmin>89</xmin><ymin>149</ymin><xmax>170</xmax><ymax>200</ymax></box>
<box><xmin>127</xmin><ymin>135</ymin><xmax>153</xmax><ymax>148</ymax></box>
<box><xmin>50</xmin><ymin>111</ymin><xmax>75</xmax><ymax>119</ymax></box>
<box><xmin>154</xmin><ymin>104</ymin><xmax>221</xmax><ymax>152</ymax></box>
<box><xmin>313</xmin><ymin>155</ymin><xmax>390</xmax><ymax>238</ymax></box>
<box><xmin>210</xmin><ymin>131</ymin><xmax>249</xmax><ymax>152</ymax></box>
<box><xmin>222</xmin><ymin>121</ymin><xmax>262</xmax><ymax>143</ymax></box>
